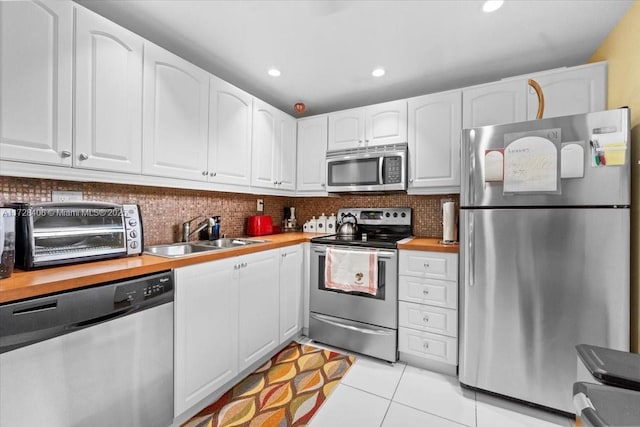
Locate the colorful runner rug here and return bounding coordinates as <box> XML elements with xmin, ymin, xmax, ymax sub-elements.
<box><xmin>183</xmin><ymin>341</ymin><xmax>356</xmax><ymax>427</ymax></box>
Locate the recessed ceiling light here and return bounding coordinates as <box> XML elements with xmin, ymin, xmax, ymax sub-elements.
<box><xmin>268</xmin><ymin>68</ymin><xmax>281</xmax><ymax>77</ymax></box>
<box><xmin>372</xmin><ymin>68</ymin><xmax>386</xmax><ymax>77</ymax></box>
<box><xmin>482</xmin><ymin>0</ymin><xmax>504</xmax><ymax>13</ymax></box>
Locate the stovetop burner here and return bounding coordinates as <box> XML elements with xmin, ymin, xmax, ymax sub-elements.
<box><xmin>310</xmin><ymin>207</ymin><xmax>412</xmax><ymax>249</ymax></box>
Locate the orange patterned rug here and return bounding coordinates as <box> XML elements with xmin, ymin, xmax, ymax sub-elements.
<box><xmin>182</xmin><ymin>341</ymin><xmax>356</xmax><ymax>427</ymax></box>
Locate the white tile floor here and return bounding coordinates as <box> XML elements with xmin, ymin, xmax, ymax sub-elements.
<box><xmin>303</xmin><ymin>340</ymin><xmax>577</xmax><ymax>427</ymax></box>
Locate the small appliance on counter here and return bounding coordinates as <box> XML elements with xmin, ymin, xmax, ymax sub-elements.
<box><xmin>246</xmin><ymin>215</ymin><xmax>273</xmax><ymax>236</ymax></box>
<box><xmin>0</xmin><ymin>208</ymin><xmax>16</xmax><ymax>279</ymax></box>
<box><xmin>441</xmin><ymin>200</ymin><xmax>458</xmax><ymax>244</ymax></box>
<box><xmin>282</xmin><ymin>207</ymin><xmax>298</xmax><ymax>232</ymax></box>
<box><xmin>8</xmin><ymin>201</ymin><xmax>143</xmax><ymax>270</ymax></box>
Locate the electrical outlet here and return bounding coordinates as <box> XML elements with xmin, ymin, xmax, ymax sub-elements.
<box><xmin>52</xmin><ymin>191</ymin><xmax>83</xmax><ymax>202</ymax></box>
<box><xmin>257</xmin><ymin>199</ymin><xmax>264</xmax><ymax>212</ymax></box>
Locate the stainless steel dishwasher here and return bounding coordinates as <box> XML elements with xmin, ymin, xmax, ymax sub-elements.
<box><xmin>0</xmin><ymin>271</ymin><xmax>174</xmax><ymax>427</ymax></box>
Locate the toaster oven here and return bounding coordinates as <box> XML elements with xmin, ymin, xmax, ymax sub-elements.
<box><xmin>9</xmin><ymin>202</ymin><xmax>143</xmax><ymax>270</ymax></box>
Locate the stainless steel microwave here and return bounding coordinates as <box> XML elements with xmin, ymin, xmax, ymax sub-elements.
<box><xmin>325</xmin><ymin>143</ymin><xmax>407</xmax><ymax>192</ymax></box>
<box><xmin>8</xmin><ymin>201</ymin><xmax>143</xmax><ymax>270</ymax></box>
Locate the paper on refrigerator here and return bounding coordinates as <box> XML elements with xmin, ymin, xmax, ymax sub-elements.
<box><xmin>503</xmin><ymin>136</ymin><xmax>559</xmax><ymax>193</ymax></box>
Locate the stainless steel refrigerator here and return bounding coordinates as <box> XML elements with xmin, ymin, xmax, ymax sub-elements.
<box><xmin>459</xmin><ymin>108</ymin><xmax>630</xmax><ymax>415</ymax></box>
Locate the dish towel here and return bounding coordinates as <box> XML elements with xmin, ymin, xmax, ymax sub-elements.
<box><xmin>325</xmin><ymin>247</ymin><xmax>378</xmax><ymax>295</ymax></box>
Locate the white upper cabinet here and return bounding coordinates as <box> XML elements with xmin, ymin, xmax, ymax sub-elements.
<box><xmin>296</xmin><ymin>115</ymin><xmax>328</xmax><ymax>192</ymax></box>
<box><xmin>0</xmin><ymin>0</ymin><xmax>73</xmax><ymax>166</ymax></box>
<box><xmin>328</xmin><ymin>100</ymin><xmax>407</xmax><ymax>151</ymax></box>
<box><xmin>251</xmin><ymin>99</ymin><xmax>296</xmax><ymax>191</ymax></box>
<box><xmin>462</xmin><ymin>80</ymin><xmax>528</xmax><ymax>129</ymax></box>
<box><xmin>463</xmin><ymin>63</ymin><xmax>607</xmax><ymax>130</ymax></box>
<box><xmin>74</xmin><ymin>6</ymin><xmax>143</xmax><ymax>174</ymax></box>
<box><xmin>327</xmin><ymin>108</ymin><xmax>365</xmax><ymax>150</ymax></box>
<box><xmin>208</xmin><ymin>75</ymin><xmax>253</xmax><ymax>186</ymax></box>
<box><xmin>407</xmin><ymin>90</ymin><xmax>462</xmax><ymax>190</ymax></box>
<box><xmin>277</xmin><ymin>112</ymin><xmax>297</xmax><ymax>191</ymax></box>
<box><xmin>525</xmin><ymin>62</ymin><xmax>606</xmax><ymax>120</ymax></box>
<box><xmin>251</xmin><ymin>99</ymin><xmax>277</xmax><ymax>188</ymax></box>
<box><xmin>142</xmin><ymin>43</ymin><xmax>210</xmax><ymax>181</ymax></box>
<box><xmin>365</xmin><ymin>100</ymin><xmax>408</xmax><ymax>147</ymax></box>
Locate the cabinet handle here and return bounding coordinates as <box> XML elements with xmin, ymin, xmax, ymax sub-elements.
<box><xmin>423</xmin><ymin>342</ymin><xmax>429</xmax><ymax>349</ymax></box>
<box><xmin>528</xmin><ymin>78</ymin><xmax>545</xmax><ymax>119</ymax></box>
<box><xmin>281</xmin><ymin>253</ymin><xmax>287</xmax><ymax>258</ymax></box>
<box><xmin>60</xmin><ymin>150</ymin><xmax>71</xmax><ymax>158</ymax></box>
<box><xmin>241</xmin><ymin>262</ymin><xmax>247</xmax><ymax>268</ymax></box>
<box><xmin>409</xmin><ymin>178</ymin><xmax>413</xmax><ymax>183</ymax></box>
<box><xmin>79</xmin><ymin>153</ymin><xmax>89</xmax><ymax>161</ymax></box>
<box><xmin>321</xmin><ymin>183</ymin><xmax>326</xmax><ymax>187</ymax></box>
<box><xmin>424</xmin><ymin>262</ymin><xmax>430</xmax><ymax>268</ymax></box>
<box><xmin>202</xmin><ymin>171</ymin><xmax>208</xmax><ymax>176</ymax></box>
<box><xmin>358</xmin><ymin>140</ymin><xmax>363</xmax><ymax>144</ymax></box>
<box><xmin>423</xmin><ymin>315</ymin><xmax>429</xmax><ymax>323</ymax></box>
<box><xmin>212</xmin><ymin>172</ymin><xmax>216</xmax><ymax>177</ymax></box>
<box><xmin>423</xmin><ymin>289</ymin><xmax>429</xmax><ymax>295</ymax></box>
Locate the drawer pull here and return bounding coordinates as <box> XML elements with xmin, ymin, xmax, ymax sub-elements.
<box><xmin>423</xmin><ymin>289</ymin><xmax>429</xmax><ymax>295</ymax></box>
<box><xmin>423</xmin><ymin>342</ymin><xmax>429</xmax><ymax>349</ymax></box>
<box><xmin>424</xmin><ymin>262</ymin><xmax>430</xmax><ymax>268</ymax></box>
<box><xmin>423</xmin><ymin>315</ymin><xmax>429</xmax><ymax>323</ymax></box>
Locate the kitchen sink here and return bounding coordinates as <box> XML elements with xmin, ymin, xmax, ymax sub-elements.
<box><xmin>144</xmin><ymin>243</ymin><xmax>220</xmax><ymax>258</ymax></box>
<box><xmin>144</xmin><ymin>238</ymin><xmax>265</xmax><ymax>258</ymax></box>
<box><xmin>197</xmin><ymin>238</ymin><xmax>265</xmax><ymax>248</ymax></box>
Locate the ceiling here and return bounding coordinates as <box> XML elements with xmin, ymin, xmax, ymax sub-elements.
<box><xmin>75</xmin><ymin>0</ymin><xmax>633</xmax><ymax>117</ymax></box>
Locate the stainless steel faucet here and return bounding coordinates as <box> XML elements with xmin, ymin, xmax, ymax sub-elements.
<box><xmin>182</xmin><ymin>216</ymin><xmax>211</xmax><ymax>242</ymax></box>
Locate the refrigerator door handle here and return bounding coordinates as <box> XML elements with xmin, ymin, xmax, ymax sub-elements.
<box><xmin>469</xmin><ymin>211</ymin><xmax>475</xmax><ymax>287</ymax></box>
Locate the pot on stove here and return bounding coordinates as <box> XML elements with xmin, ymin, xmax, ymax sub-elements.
<box><xmin>336</xmin><ymin>213</ymin><xmax>358</xmax><ymax>237</ymax></box>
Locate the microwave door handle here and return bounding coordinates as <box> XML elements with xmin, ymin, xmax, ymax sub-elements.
<box><xmin>378</xmin><ymin>156</ymin><xmax>384</xmax><ymax>184</ymax></box>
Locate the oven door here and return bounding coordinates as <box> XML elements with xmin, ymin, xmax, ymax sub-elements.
<box><xmin>310</xmin><ymin>244</ymin><xmax>397</xmax><ymax>329</ymax></box>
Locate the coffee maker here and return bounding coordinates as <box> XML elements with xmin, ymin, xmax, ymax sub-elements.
<box><xmin>282</xmin><ymin>207</ymin><xmax>298</xmax><ymax>232</ymax></box>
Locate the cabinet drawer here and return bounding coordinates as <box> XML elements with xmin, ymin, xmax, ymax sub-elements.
<box><xmin>399</xmin><ymin>327</ymin><xmax>457</xmax><ymax>365</ymax></box>
<box><xmin>399</xmin><ymin>276</ymin><xmax>457</xmax><ymax>309</ymax></box>
<box><xmin>399</xmin><ymin>301</ymin><xmax>457</xmax><ymax>337</ymax></box>
<box><xmin>399</xmin><ymin>250</ymin><xmax>458</xmax><ymax>281</ymax></box>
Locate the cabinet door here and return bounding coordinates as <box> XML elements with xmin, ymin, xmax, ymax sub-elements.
<box><xmin>0</xmin><ymin>0</ymin><xmax>72</xmax><ymax>165</ymax></box>
<box><xmin>251</xmin><ymin>99</ymin><xmax>277</xmax><ymax>189</ymax></box>
<box><xmin>296</xmin><ymin>115</ymin><xmax>328</xmax><ymax>192</ymax></box>
<box><xmin>238</xmin><ymin>250</ymin><xmax>280</xmax><ymax>371</ymax></box>
<box><xmin>142</xmin><ymin>43</ymin><xmax>209</xmax><ymax>180</ymax></box>
<box><xmin>327</xmin><ymin>108</ymin><xmax>365</xmax><ymax>151</ymax></box>
<box><xmin>526</xmin><ymin>63</ymin><xmax>606</xmax><ymax>120</ymax></box>
<box><xmin>174</xmin><ymin>258</ymin><xmax>239</xmax><ymax>417</ymax></box>
<box><xmin>279</xmin><ymin>245</ymin><xmax>303</xmax><ymax>343</ymax></box>
<box><xmin>462</xmin><ymin>80</ymin><xmax>527</xmax><ymax>129</ymax></box>
<box><xmin>408</xmin><ymin>91</ymin><xmax>461</xmax><ymax>189</ymax></box>
<box><xmin>74</xmin><ymin>6</ymin><xmax>143</xmax><ymax>173</ymax></box>
<box><xmin>365</xmin><ymin>100</ymin><xmax>407</xmax><ymax>146</ymax></box>
<box><xmin>208</xmin><ymin>76</ymin><xmax>253</xmax><ymax>186</ymax></box>
<box><xmin>277</xmin><ymin>112</ymin><xmax>297</xmax><ymax>191</ymax></box>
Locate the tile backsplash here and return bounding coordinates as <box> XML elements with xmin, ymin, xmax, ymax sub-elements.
<box><xmin>0</xmin><ymin>177</ymin><xmax>458</xmax><ymax>244</ymax></box>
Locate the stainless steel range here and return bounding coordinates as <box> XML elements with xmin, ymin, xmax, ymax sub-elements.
<box><xmin>309</xmin><ymin>207</ymin><xmax>411</xmax><ymax>362</ymax></box>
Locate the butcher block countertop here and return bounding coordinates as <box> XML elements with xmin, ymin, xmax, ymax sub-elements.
<box><xmin>0</xmin><ymin>233</ymin><xmax>315</xmax><ymax>304</ymax></box>
<box><xmin>0</xmin><ymin>234</ymin><xmax>457</xmax><ymax>304</ymax></box>
<box><xmin>397</xmin><ymin>237</ymin><xmax>459</xmax><ymax>253</ymax></box>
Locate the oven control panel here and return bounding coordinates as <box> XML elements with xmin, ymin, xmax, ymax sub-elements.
<box><xmin>337</xmin><ymin>208</ymin><xmax>411</xmax><ymax>226</ymax></box>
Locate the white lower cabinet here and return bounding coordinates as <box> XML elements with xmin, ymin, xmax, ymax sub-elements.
<box><xmin>238</xmin><ymin>249</ymin><xmax>280</xmax><ymax>371</ymax></box>
<box><xmin>174</xmin><ymin>257</ymin><xmax>239</xmax><ymax>417</ymax></box>
<box><xmin>279</xmin><ymin>244</ymin><xmax>303</xmax><ymax>343</ymax></box>
<box><xmin>398</xmin><ymin>250</ymin><xmax>459</xmax><ymax>374</ymax></box>
<box><xmin>174</xmin><ymin>244</ymin><xmax>303</xmax><ymax>419</ymax></box>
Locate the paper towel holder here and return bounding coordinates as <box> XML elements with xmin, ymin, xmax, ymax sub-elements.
<box><xmin>440</xmin><ymin>199</ymin><xmax>458</xmax><ymax>245</ymax></box>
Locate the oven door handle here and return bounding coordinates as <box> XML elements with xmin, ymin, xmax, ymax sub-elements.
<box><xmin>310</xmin><ymin>313</ymin><xmax>395</xmax><ymax>336</ymax></box>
